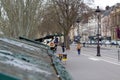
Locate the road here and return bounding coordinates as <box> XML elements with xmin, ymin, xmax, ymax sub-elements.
<box><xmin>56</xmin><ymin>44</ymin><xmax>120</xmax><ymax>80</ymax></box>
<box><xmin>81</xmin><ymin>44</ymin><xmax>120</xmax><ymax>61</ymax></box>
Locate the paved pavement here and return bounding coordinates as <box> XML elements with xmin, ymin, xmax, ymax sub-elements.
<box><xmin>56</xmin><ymin>44</ymin><xmax>120</xmax><ymax>80</ymax></box>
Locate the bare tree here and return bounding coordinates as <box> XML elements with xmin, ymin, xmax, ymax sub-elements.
<box><xmin>0</xmin><ymin>0</ymin><xmax>94</xmax><ymax>46</ymax></box>
<box><xmin>48</xmin><ymin>0</ymin><xmax>93</xmax><ymax>49</ymax></box>
<box><xmin>40</xmin><ymin>2</ymin><xmax>64</xmax><ymax>35</ymax></box>
<box><xmin>0</xmin><ymin>0</ymin><xmax>44</xmax><ymax>38</ymax></box>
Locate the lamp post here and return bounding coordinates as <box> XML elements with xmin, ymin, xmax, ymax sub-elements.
<box><xmin>95</xmin><ymin>6</ymin><xmax>101</xmax><ymax>56</ymax></box>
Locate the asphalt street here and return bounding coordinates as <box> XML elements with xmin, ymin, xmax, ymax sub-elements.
<box><xmin>56</xmin><ymin>44</ymin><xmax>120</xmax><ymax>80</ymax></box>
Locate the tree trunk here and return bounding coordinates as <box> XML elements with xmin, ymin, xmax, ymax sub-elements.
<box><xmin>64</xmin><ymin>31</ymin><xmax>70</xmax><ymax>50</ymax></box>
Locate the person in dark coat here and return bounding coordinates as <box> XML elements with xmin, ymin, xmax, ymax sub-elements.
<box><xmin>61</xmin><ymin>42</ymin><xmax>65</xmax><ymax>53</ymax></box>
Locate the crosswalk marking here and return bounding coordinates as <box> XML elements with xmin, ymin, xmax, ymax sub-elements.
<box><xmin>83</xmin><ymin>54</ymin><xmax>120</xmax><ymax>65</ymax></box>
<box><xmin>89</xmin><ymin>57</ymin><xmax>100</xmax><ymax>61</ymax></box>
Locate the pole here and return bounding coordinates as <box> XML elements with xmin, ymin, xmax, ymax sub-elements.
<box><xmin>118</xmin><ymin>49</ymin><xmax>120</xmax><ymax>62</ymax></box>
<box><xmin>97</xmin><ymin>13</ymin><xmax>101</xmax><ymax>56</ymax></box>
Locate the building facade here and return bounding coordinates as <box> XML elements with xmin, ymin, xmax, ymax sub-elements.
<box><xmin>110</xmin><ymin>4</ymin><xmax>120</xmax><ymax>40</ymax></box>
<box><xmin>101</xmin><ymin>3</ymin><xmax>120</xmax><ymax>40</ymax></box>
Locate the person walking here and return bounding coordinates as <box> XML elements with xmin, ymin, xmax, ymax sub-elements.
<box><xmin>76</xmin><ymin>42</ymin><xmax>81</xmax><ymax>55</ymax></box>
<box><xmin>61</xmin><ymin>42</ymin><xmax>65</xmax><ymax>53</ymax></box>
<box><xmin>54</xmin><ymin>37</ymin><xmax>59</xmax><ymax>52</ymax></box>
<box><xmin>49</xmin><ymin>42</ymin><xmax>55</xmax><ymax>53</ymax></box>
<box><xmin>83</xmin><ymin>42</ymin><xmax>86</xmax><ymax>47</ymax></box>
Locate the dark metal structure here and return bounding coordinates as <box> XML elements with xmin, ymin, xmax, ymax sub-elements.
<box><xmin>95</xmin><ymin>6</ymin><xmax>101</xmax><ymax>56</ymax></box>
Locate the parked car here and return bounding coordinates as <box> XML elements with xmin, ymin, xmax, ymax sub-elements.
<box><xmin>42</xmin><ymin>39</ymin><xmax>52</xmax><ymax>45</ymax></box>
<box><xmin>86</xmin><ymin>41</ymin><xmax>97</xmax><ymax>45</ymax></box>
<box><xmin>105</xmin><ymin>41</ymin><xmax>111</xmax><ymax>45</ymax></box>
<box><xmin>117</xmin><ymin>41</ymin><xmax>120</xmax><ymax>47</ymax></box>
<box><xmin>110</xmin><ymin>40</ymin><xmax>118</xmax><ymax>45</ymax></box>
<box><xmin>102</xmin><ymin>40</ymin><xmax>111</xmax><ymax>45</ymax></box>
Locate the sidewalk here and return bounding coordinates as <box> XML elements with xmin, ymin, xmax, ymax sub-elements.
<box><xmin>56</xmin><ymin>45</ymin><xmax>120</xmax><ymax>80</ymax></box>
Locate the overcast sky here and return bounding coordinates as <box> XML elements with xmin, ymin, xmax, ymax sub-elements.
<box><xmin>94</xmin><ymin>0</ymin><xmax>120</xmax><ymax>9</ymax></box>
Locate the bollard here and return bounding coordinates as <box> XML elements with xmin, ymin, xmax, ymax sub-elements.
<box><xmin>118</xmin><ymin>49</ymin><xmax>120</xmax><ymax>62</ymax></box>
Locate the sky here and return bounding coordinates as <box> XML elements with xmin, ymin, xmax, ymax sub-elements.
<box><xmin>94</xmin><ymin>0</ymin><xmax>120</xmax><ymax>9</ymax></box>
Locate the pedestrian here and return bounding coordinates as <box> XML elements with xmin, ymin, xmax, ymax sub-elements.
<box><xmin>76</xmin><ymin>42</ymin><xmax>82</xmax><ymax>55</ymax></box>
<box><xmin>49</xmin><ymin>42</ymin><xmax>55</xmax><ymax>53</ymax></box>
<box><xmin>83</xmin><ymin>42</ymin><xmax>86</xmax><ymax>47</ymax></box>
<box><xmin>54</xmin><ymin>37</ymin><xmax>59</xmax><ymax>52</ymax></box>
<box><xmin>61</xmin><ymin>42</ymin><xmax>65</xmax><ymax>53</ymax></box>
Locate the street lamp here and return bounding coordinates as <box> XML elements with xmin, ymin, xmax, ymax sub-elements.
<box><xmin>95</xmin><ymin>6</ymin><xmax>101</xmax><ymax>56</ymax></box>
